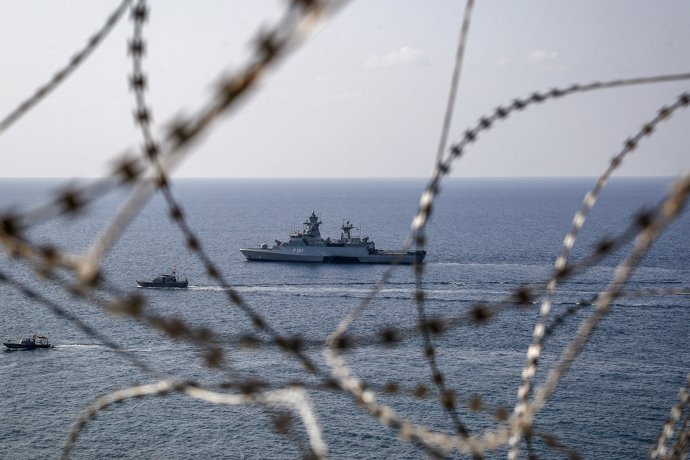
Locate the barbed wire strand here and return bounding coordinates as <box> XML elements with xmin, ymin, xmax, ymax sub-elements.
<box><xmin>62</xmin><ymin>380</ymin><xmax>327</xmax><ymax>460</ymax></box>
<box><xmin>526</xmin><ymin>173</ymin><xmax>690</xmax><ymax>439</ymax></box>
<box><xmin>510</xmin><ymin>91</ymin><xmax>690</xmax><ymax>458</ymax></box>
<box><xmin>665</xmin><ymin>409</ymin><xmax>689</xmax><ymax>460</ymax></box>
<box><xmin>0</xmin><ymin>2</ymin><xmax>688</xmax><ymax>458</ymax></box>
<box><xmin>650</xmin><ymin>372</ymin><xmax>690</xmax><ymax>458</ymax></box>
<box><xmin>326</xmin><ymin>90</ymin><xmax>689</xmax><ymax>458</ymax></box>
<box><xmin>418</xmin><ymin>0</ymin><xmax>476</xmax><ymax>441</ymax></box>
<box><xmin>434</xmin><ymin>0</ymin><xmax>475</xmax><ymax>166</ymax></box>
<box><xmin>324</xmin><ymin>176</ymin><xmax>690</xmax><ymax>458</ymax></box>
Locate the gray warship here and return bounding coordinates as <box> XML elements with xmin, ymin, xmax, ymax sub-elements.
<box><xmin>240</xmin><ymin>211</ymin><xmax>425</xmax><ymax>264</ymax></box>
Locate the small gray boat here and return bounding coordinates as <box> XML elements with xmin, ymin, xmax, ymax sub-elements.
<box><xmin>4</xmin><ymin>334</ymin><xmax>52</xmax><ymax>350</ymax></box>
<box><xmin>240</xmin><ymin>211</ymin><xmax>425</xmax><ymax>264</ymax></box>
<box><xmin>137</xmin><ymin>268</ymin><xmax>188</xmax><ymax>288</ymax></box>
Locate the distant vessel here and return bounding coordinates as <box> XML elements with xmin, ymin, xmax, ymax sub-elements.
<box><xmin>3</xmin><ymin>334</ymin><xmax>52</xmax><ymax>350</ymax></box>
<box><xmin>136</xmin><ymin>268</ymin><xmax>188</xmax><ymax>288</ymax></box>
<box><xmin>240</xmin><ymin>211</ymin><xmax>425</xmax><ymax>264</ymax></box>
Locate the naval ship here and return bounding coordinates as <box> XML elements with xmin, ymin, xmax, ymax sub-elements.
<box><xmin>240</xmin><ymin>211</ymin><xmax>425</xmax><ymax>264</ymax></box>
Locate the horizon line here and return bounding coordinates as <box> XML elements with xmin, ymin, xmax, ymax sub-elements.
<box><xmin>0</xmin><ymin>174</ymin><xmax>680</xmax><ymax>180</ymax></box>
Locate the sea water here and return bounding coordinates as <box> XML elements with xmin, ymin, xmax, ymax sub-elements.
<box><xmin>0</xmin><ymin>178</ymin><xmax>688</xmax><ymax>459</ymax></box>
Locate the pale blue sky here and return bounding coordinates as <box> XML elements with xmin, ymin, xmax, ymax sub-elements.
<box><xmin>0</xmin><ymin>1</ymin><xmax>688</xmax><ymax>178</ymax></box>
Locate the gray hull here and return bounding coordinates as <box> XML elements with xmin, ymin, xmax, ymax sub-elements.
<box><xmin>4</xmin><ymin>342</ymin><xmax>52</xmax><ymax>350</ymax></box>
<box><xmin>136</xmin><ymin>280</ymin><xmax>188</xmax><ymax>288</ymax></box>
<box><xmin>240</xmin><ymin>246</ymin><xmax>425</xmax><ymax>264</ymax></box>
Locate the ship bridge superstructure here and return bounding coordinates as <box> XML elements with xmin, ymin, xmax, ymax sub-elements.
<box><xmin>288</xmin><ymin>210</ymin><xmax>325</xmax><ymax>245</ymax></box>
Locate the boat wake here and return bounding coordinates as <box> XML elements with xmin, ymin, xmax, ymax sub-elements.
<box><xmin>55</xmin><ymin>344</ymin><xmax>159</xmax><ymax>354</ymax></box>
<box><xmin>185</xmin><ymin>283</ymin><xmax>523</xmax><ymax>305</ymax></box>
<box><xmin>54</xmin><ymin>344</ymin><xmax>107</xmax><ymax>350</ymax></box>
<box><xmin>187</xmin><ymin>285</ymin><xmax>229</xmax><ymax>291</ymax></box>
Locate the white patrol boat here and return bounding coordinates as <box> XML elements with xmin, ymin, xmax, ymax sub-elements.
<box><xmin>240</xmin><ymin>211</ymin><xmax>425</xmax><ymax>264</ymax></box>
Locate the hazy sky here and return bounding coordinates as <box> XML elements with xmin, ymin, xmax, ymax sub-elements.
<box><xmin>0</xmin><ymin>1</ymin><xmax>688</xmax><ymax>178</ymax></box>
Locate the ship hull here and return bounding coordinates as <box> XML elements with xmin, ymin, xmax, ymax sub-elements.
<box><xmin>3</xmin><ymin>343</ymin><xmax>51</xmax><ymax>350</ymax></box>
<box><xmin>240</xmin><ymin>247</ymin><xmax>425</xmax><ymax>264</ymax></box>
<box><xmin>136</xmin><ymin>281</ymin><xmax>188</xmax><ymax>288</ymax></box>
<box><xmin>4</xmin><ymin>335</ymin><xmax>52</xmax><ymax>350</ymax></box>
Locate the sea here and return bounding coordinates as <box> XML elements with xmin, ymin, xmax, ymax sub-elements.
<box><xmin>0</xmin><ymin>177</ymin><xmax>688</xmax><ymax>459</ymax></box>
